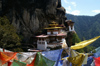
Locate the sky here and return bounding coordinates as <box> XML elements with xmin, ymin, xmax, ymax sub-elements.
<box><xmin>61</xmin><ymin>0</ymin><xmax>100</xmax><ymax>16</ymax></box>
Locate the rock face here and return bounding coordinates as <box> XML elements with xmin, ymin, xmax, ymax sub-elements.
<box><xmin>1</xmin><ymin>0</ymin><xmax>66</xmax><ymax>42</ymax></box>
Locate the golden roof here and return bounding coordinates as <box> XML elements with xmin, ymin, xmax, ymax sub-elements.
<box><xmin>44</xmin><ymin>27</ymin><xmax>63</xmax><ymax>29</ymax></box>
<box><xmin>44</xmin><ymin>21</ymin><xmax>63</xmax><ymax>29</ymax></box>
<box><xmin>51</xmin><ymin>21</ymin><xmax>57</xmax><ymax>24</ymax></box>
<box><xmin>49</xmin><ymin>23</ymin><xmax>58</xmax><ymax>26</ymax></box>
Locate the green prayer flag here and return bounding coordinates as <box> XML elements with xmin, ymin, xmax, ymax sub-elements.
<box><xmin>12</xmin><ymin>60</ymin><xmax>26</xmax><ymax>66</ymax></box>
<box><xmin>34</xmin><ymin>52</ymin><xmax>47</xmax><ymax>66</ymax></box>
<box><xmin>42</xmin><ymin>55</ymin><xmax>55</xmax><ymax>66</ymax></box>
<box><xmin>34</xmin><ymin>52</ymin><xmax>55</xmax><ymax>66</ymax></box>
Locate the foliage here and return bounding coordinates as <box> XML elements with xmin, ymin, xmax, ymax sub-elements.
<box><xmin>66</xmin><ymin>31</ymin><xmax>81</xmax><ymax>47</ymax></box>
<box><xmin>0</xmin><ymin>16</ymin><xmax>23</xmax><ymax>52</ymax></box>
<box><xmin>72</xmin><ymin>32</ymin><xmax>81</xmax><ymax>44</ymax></box>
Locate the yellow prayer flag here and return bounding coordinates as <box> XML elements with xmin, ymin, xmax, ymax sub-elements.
<box><xmin>71</xmin><ymin>36</ymin><xmax>100</xmax><ymax>50</ymax></box>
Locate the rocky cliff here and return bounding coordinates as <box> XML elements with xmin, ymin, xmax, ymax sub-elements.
<box><xmin>1</xmin><ymin>0</ymin><xmax>66</xmax><ymax>42</ymax></box>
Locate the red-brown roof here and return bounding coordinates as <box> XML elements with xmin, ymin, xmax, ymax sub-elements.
<box><xmin>57</xmin><ymin>33</ymin><xmax>66</xmax><ymax>36</ymax></box>
<box><xmin>36</xmin><ymin>35</ymin><xmax>48</xmax><ymax>38</ymax></box>
<box><xmin>36</xmin><ymin>33</ymin><xmax>66</xmax><ymax>38</ymax></box>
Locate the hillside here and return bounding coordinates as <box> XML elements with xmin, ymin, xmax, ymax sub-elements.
<box><xmin>66</xmin><ymin>13</ymin><xmax>100</xmax><ymax>47</ymax></box>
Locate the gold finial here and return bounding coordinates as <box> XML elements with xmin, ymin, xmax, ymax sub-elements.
<box><xmin>51</xmin><ymin>21</ymin><xmax>56</xmax><ymax>24</ymax></box>
<box><xmin>70</xmin><ymin>19</ymin><xmax>72</xmax><ymax>21</ymax></box>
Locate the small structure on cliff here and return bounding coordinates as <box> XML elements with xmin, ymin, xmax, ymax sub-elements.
<box><xmin>36</xmin><ymin>21</ymin><xmax>67</xmax><ymax>50</ymax></box>
<box><xmin>65</xmin><ymin>20</ymin><xmax>75</xmax><ymax>32</ymax></box>
<box><xmin>65</xmin><ymin>20</ymin><xmax>76</xmax><ymax>47</ymax></box>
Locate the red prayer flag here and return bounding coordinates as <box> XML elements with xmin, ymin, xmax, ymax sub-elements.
<box><xmin>8</xmin><ymin>61</ymin><xmax>12</xmax><ymax>66</ymax></box>
<box><xmin>0</xmin><ymin>52</ymin><xmax>17</xmax><ymax>65</ymax></box>
<box><xmin>94</xmin><ymin>57</ymin><xmax>100</xmax><ymax>66</ymax></box>
<box><xmin>27</xmin><ymin>54</ymin><xmax>36</xmax><ymax>66</ymax></box>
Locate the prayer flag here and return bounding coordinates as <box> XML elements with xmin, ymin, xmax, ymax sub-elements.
<box><xmin>0</xmin><ymin>52</ymin><xmax>17</xmax><ymax>65</ymax></box>
<box><xmin>42</xmin><ymin>49</ymin><xmax>63</xmax><ymax>61</ymax></box>
<box><xmin>71</xmin><ymin>36</ymin><xmax>100</xmax><ymax>50</ymax></box>
<box><xmin>94</xmin><ymin>57</ymin><xmax>100</xmax><ymax>66</ymax></box>
<box><xmin>12</xmin><ymin>60</ymin><xmax>26</xmax><ymax>66</ymax></box>
<box><xmin>34</xmin><ymin>52</ymin><xmax>55</xmax><ymax>66</ymax></box>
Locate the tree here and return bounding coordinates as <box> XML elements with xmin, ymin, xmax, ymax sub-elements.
<box><xmin>66</xmin><ymin>31</ymin><xmax>81</xmax><ymax>47</ymax></box>
<box><xmin>0</xmin><ymin>16</ymin><xmax>23</xmax><ymax>52</ymax></box>
<box><xmin>72</xmin><ymin>32</ymin><xmax>81</xmax><ymax>44</ymax></box>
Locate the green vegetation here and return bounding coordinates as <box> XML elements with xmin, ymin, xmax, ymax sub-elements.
<box><xmin>0</xmin><ymin>16</ymin><xmax>23</xmax><ymax>52</ymax></box>
<box><xmin>77</xmin><ymin>46</ymin><xmax>96</xmax><ymax>53</ymax></box>
<box><xmin>66</xmin><ymin>32</ymin><xmax>81</xmax><ymax>47</ymax></box>
<box><xmin>72</xmin><ymin>32</ymin><xmax>81</xmax><ymax>44</ymax></box>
